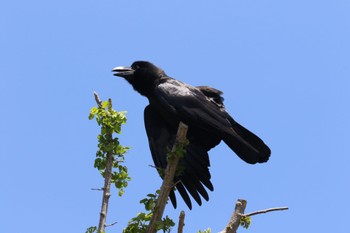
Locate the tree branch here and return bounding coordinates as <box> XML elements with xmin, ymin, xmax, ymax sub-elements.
<box><xmin>94</xmin><ymin>91</ymin><xmax>102</xmax><ymax>107</ymax></box>
<box><xmin>94</xmin><ymin>92</ymin><xmax>114</xmax><ymax>233</ymax></box>
<box><xmin>177</xmin><ymin>211</ymin><xmax>185</xmax><ymax>233</ymax></box>
<box><xmin>104</xmin><ymin>221</ymin><xmax>118</xmax><ymax>228</ymax></box>
<box><xmin>147</xmin><ymin>122</ymin><xmax>188</xmax><ymax>233</ymax></box>
<box><xmin>244</xmin><ymin>206</ymin><xmax>289</xmax><ymax>217</ymax></box>
<box><xmin>97</xmin><ymin>150</ymin><xmax>113</xmax><ymax>233</ymax></box>
<box><xmin>219</xmin><ymin>199</ymin><xmax>247</xmax><ymax>233</ymax></box>
<box><xmin>220</xmin><ymin>199</ymin><xmax>289</xmax><ymax>233</ymax></box>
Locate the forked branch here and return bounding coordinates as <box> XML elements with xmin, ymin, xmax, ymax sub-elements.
<box><xmin>220</xmin><ymin>199</ymin><xmax>288</xmax><ymax>233</ymax></box>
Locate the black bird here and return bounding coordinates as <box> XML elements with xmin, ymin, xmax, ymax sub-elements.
<box><xmin>112</xmin><ymin>61</ymin><xmax>270</xmax><ymax>209</ymax></box>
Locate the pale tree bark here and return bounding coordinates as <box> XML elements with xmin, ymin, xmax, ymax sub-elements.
<box><xmin>147</xmin><ymin>122</ymin><xmax>188</xmax><ymax>233</ymax></box>
<box><xmin>220</xmin><ymin>199</ymin><xmax>288</xmax><ymax>233</ymax></box>
<box><xmin>177</xmin><ymin>211</ymin><xmax>185</xmax><ymax>233</ymax></box>
<box><xmin>219</xmin><ymin>199</ymin><xmax>247</xmax><ymax>233</ymax></box>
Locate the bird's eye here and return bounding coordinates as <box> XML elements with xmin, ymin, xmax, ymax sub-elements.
<box><xmin>133</xmin><ymin>64</ymin><xmax>140</xmax><ymax>70</ymax></box>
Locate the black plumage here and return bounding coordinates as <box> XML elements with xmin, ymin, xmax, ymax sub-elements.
<box><xmin>112</xmin><ymin>61</ymin><xmax>271</xmax><ymax>209</ymax></box>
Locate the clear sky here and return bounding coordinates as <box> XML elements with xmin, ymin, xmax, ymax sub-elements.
<box><xmin>1</xmin><ymin>1</ymin><xmax>349</xmax><ymax>232</ymax></box>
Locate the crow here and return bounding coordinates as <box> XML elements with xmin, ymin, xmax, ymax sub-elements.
<box><xmin>112</xmin><ymin>61</ymin><xmax>271</xmax><ymax>209</ymax></box>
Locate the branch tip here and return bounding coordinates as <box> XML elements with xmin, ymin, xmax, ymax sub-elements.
<box><xmin>93</xmin><ymin>91</ymin><xmax>102</xmax><ymax>107</ymax></box>
<box><xmin>177</xmin><ymin>211</ymin><xmax>185</xmax><ymax>233</ymax></box>
<box><xmin>244</xmin><ymin>206</ymin><xmax>289</xmax><ymax>217</ymax></box>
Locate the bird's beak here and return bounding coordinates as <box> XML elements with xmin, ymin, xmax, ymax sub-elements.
<box><xmin>112</xmin><ymin>66</ymin><xmax>135</xmax><ymax>77</ymax></box>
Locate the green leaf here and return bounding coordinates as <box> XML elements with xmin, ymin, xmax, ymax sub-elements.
<box><xmin>101</xmin><ymin>100</ymin><xmax>109</xmax><ymax>109</ymax></box>
<box><xmin>240</xmin><ymin>216</ymin><xmax>251</xmax><ymax>229</ymax></box>
<box><xmin>89</xmin><ymin>107</ymin><xmax>98</xmax><ymax>120</ymax></box>
<box><xmin>197</xmin><ymin>228</ymin><xmax>211</xmax><ymax>233</ymax></box>
<box><xmin>89</xmin><ymin>98</ymin><xmax>132</xmax><ymax>231</ymax></box>
<box><xmin>85</xmin><ymin>226</ymin><xmax>97</xmax><ymax>233</ymax></box>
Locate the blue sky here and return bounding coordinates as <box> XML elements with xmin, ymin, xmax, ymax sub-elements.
<box><xmin>1</xmin><ymin>1</ymin><xmax>349</xmax><ymax>232</ymax></box>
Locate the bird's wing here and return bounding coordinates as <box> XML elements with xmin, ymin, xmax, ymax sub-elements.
<box><xmin>155</xmin><ymin>79</ymin><xmax>233</xmax><ymax>131</ymax></box>
<box><xmin>197</xmin><ymin>86</ymin><xmax>270</xmax><ymax>163</ymax></box>
<box><xmin>154</xmin><ymin>79</ymin><xmax>270</xmax><ymax>164</ymax></box>
<box><xmin>144</xmin><ymin>105</ymin><xmax>213</xmax><ymax>209</ymax></box>
<box><xmin>196</xmin><ymin>85</ymin><xmax>225</xmax><ymax>109</ymax></box>
<box><xmin>144</xmin><ymin>105</ymin><xmax>173</xmax><ymax>170</ymax></box>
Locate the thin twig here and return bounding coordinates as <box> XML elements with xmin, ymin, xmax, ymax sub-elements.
<box><xmin>244</xmin><ymin>207</ymin><xmax>289</xmax><ymax>217</ymax></box>
<box><xmin>146</xmin><ymin>122</ymin><xmax>188</xmax><ymax>233</ymax></box>
<box><xmin>105</xmin><ymin>221</ymin><xmax>118</xmax><ymax>227</ymax></box>
<box><xmin>91</xmin><ymin>188</ymin><xmax>104</xmax><ymax>191</ymax></box>
<box><xmin>149</xmin><ymin>164</ymin><xmax>162</xmax><ymax>170</ymax></box>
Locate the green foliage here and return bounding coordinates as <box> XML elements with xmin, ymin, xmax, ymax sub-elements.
<box><xmin>140</xmin><ymin>193</ymin><xmax>158</xmax><ymax>211</ymax></box>
<box><xmin>89</xmin><ymin>99</ymin><xmax>184</xmax><ymax>232</ymax></box>
<box><xmin>89</xmin><ymin>100</ymin><xmax>130</xmax><ymax>196</ymax></box>
<box><xmin>197</xmin><ymin>228</ymin><xmax>211</xmax><ymax>233</ymax></box>
<box><xmin>122</xmin><ymin>212</ymin><xmax>153</xmax><ymax>233</ymax></box>
<box><xmin>88</xmin><ymin>99</ymin><xmax>130</xmax><ymax>232</ymax></box>
<box><xmin>166</xmin><ymin>139</ymin><xmax>189</xmax><ymax>178</ymax></box>
<box><xmin>240</xmin><ymin>215</ymin><xmax>251</xmax><ymax>229</ymax></box>
<box><xmin>85</xmin><ymin>226</ymin><xmax>97</xmax><ymax>233</ymax></box>
<box><xmin>123</xmin><ymin>191</ymin><xmax>175</xmax><ymax>233</ymax></box>
<box><xmin>155</xmin><ymin>216</ymin><xmax>175</xmax><ymax>233</ymax></box>
<box><xmin>166</xmin><ymin>139</ymin><xmax>189</xmax><ymax>162</ymax></box>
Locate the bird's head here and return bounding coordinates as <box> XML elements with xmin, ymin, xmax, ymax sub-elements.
<box><xmin>112</xmin><ymin>61</ymin><xmax>165</xmax><ymax>96</ymax></box>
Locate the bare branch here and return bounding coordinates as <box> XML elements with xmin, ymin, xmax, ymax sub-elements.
<box><xmin>91</xmin><ymin>188</ymin><xmax>104</xmax><ymax>191</ymax></box>
<box><xmin>94</xmin><ymin>91</ymin><xmax>102</xmax><ymax>107</ymax></box>
<box><xmin>219</xmin><ymin>199</ymin><xmax>247</xmax><ymax>233</ymax></box>
<box><xmin>244</xmin><ymin>207</ymin><xmax>289</xmax><ymax>217</ymax></box>
<box><xmin>147</xmin><ymin>122</ymin><xmax>188</xmax><ymax>233</ymax></box>
<box><xmin>177</xmin><ymin>211</ymin><xmax>185</xmax><ymax>233</ymax></box>
<box><xmin>105</xmin><ymin>221</ymin><xmax>118</xmax><ymax>228</ymax></box>
<box><xmin>97</xmin><ymin>148</ymin><xmax>114</xmax><ymax>233</ymax></box>
<box><xmin>220</xmin><ymin>199</ymin><xmax>289</xmax><ymax>233</ymax></box>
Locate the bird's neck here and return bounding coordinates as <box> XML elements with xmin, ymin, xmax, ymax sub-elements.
<box><xmin>132</xmin><ymin>75</ymin><xmax>168</xmax><ymax>97</ymax></box>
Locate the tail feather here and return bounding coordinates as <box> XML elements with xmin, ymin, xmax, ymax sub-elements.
<box><xmin>224</xmin><ymin>117</ymin><xmax>271</xmax><ymax>164</ymax></box>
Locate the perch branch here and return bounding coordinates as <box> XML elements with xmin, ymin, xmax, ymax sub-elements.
<box><xmin>147</xmin><ymin>122</ymin><xmax>188</xmax><ymax>233</ymax></box>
